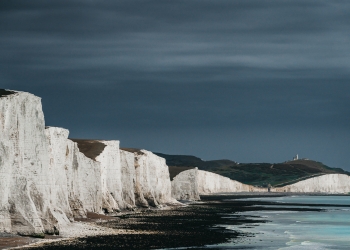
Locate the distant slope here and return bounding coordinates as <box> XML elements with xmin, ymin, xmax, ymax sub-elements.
<box><xmin>154</xmin><ymin>153</ymin><xmax>350</xmax><ymax>187</ymax></box>
<box><xmin>212</xmin><ymin>160</ymin><xmax>350</xmax><ymax>187</ymax></box>
<box><xmin>154</xmin><ymin>153</ymin><xmax>237</xmax><ymax>170</ymax></box>
<box><xmin>167</xmin><ymin>166</ymin><xmax>195</xmax><ymax>181</ymax></box>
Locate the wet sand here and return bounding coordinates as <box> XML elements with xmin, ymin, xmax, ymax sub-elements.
<box><xmin>0</xmin><ymin>233</ymin><xmax>62</xmax><ymax>250</ymax></box>
<box><xmin>6</xmin><ymin>193</ymin><xmax>337</xmax><ymax>250</ymax></box>
<box><xmin>0</xmin><ymin>234</ymin><xmax>40</xmax><ymax>250</ymax></box>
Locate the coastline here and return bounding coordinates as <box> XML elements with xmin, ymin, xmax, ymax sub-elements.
<box><xmin>1</xmin><ymin>212</ymin><xmax>128</xmax><ymax>250</ymax></box>
<box><xmin>2</xmin><ymin>192</ymin><xmax>343</xmax><ymax>250</ymax></box>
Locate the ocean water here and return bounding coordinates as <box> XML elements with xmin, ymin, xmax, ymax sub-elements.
<box><xmin>208</xmin><ymin>196</ymin><xmax>350</xmax><ymax>249</ymax></box>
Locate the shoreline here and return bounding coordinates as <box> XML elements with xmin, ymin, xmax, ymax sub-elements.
<box><xmin>1</xmin><ymin>207</ymin><xmax>180</xmax><ymax>250</ymax></box>
<box><xmin>2</xmin><ymin>193</ymin><xmax>343</xmax><ymax>250</ymax></box>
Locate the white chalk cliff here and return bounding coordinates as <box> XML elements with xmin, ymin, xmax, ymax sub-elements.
<box><xmin>119</xmin><ymin>150</ymin><xmax>136</xmax><ymax>208</ymax></box>
<box><xmin>172</xmin><ymin>169</ymin><xmax>350</xmax><ymax>200</ymax></box>
<box><xmin>0</xmin><ymin>90</ymin><xmax>177</xmax><ymax>236</ymax></box>
<box><xmin>121</xmin><ymin>149</ymin><xmax>178</xmax><ymax>207</ymax></box>
<box><xmin>271</xmin><ymin>174</ymin><xmax>350</xmax><ymax>193</ymax></box>
<box><xmin>197</xmin><ymin>170</ymin><xmax>264</xmax><ymax>194</ymax></box>
<box><xmin>171</xmin><ymin>168</ymin><xmax>200</xmax><ymax>201</ymax></box>
<box><xmin>94</xmin><ymin>140</ymin><xmax>123</xmax><ymax>212</ymax></box>
<box><xmin>0</xmin><ymin>91</ymin><xmax>68</xmax><ymax>236</ymax></box>
<box><xmin>171</xmin><ymin>169</ymin><xmax>264</xmax><ymax>200</ymax></box>
<box><xmin>46</xmin><ymin>130</ymin><xmax>105</xmax><ymax>218</ymax></box>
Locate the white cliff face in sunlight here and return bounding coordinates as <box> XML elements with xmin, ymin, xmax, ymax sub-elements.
<box><xmin>171</xmin><ymin>168</ymin><xmax>200</xmax><ymax>201</ymax></box>
<box><xmin>125</xmin><ymin>149</ymin><xmax>178</xmax><ymax>207</ymax></box>
<box><xmin>172</xmin><ymin>169</ymin><xmax>265</xmax><ymax>200</ymax></box>
<box><xmin>147</xmin><ymin>150</ymin><xmax>179</xmax><ymax>205</ymax></box>
<box><xmin>45</xmin><ymin>127</ymin><xmax>74</xmax><ymax>222</ymax></box>
<box><xmin>0</xmin><ymin>91</ymin><xmax>66</xmax><ymax>236</ymax></box>
<box><xmin>272</xmin><ymin>174</ymin><xmax>350</xmax><ymax>193</ymax></box>
<box><xmin>119</xmin><ymin>149</ymin><xmax>136</xmax><ymax>208</ymax></box>
<box><xmin>46</xmin><ymin>130</ymin><xmax>106</xmax><ymax>218</ymax></box>
<box><xmin>197</xmin><ymin>170</ymin><xmax>264</xmax><ymax>194</ymax></box>
<box><xmin>172</xmin><ymin>170</ymin><xmax>350</xmax><ymax>200</ymax></box>
<box><xmin>95</xmin><ymin>141</ymin><xmax>123</xmax><ymax>212</ymax></box>
<box><xmin>46</xmin><ymin>128</ymin><xmax>125</xmax><ymax>219</ymax></box>
<box><xmin>46</xmin><ymin>129</ymin><xmax>109</xmax><ymax>218</ymax></box>
<box><xmin>65</xmin><ymin>140</ymin><xmax>104</xmax><ymax>215</ymax></box>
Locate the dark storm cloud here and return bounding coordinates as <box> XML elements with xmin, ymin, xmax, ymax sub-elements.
<box><xmin>2</xmin><ymin>0</ymin><xmax>350</xmax><ymax>74</ymax></box>
<box><xmin>1</xmin><ymin>0</ymin><xmax>349</xmax><ymax>168</ymax></box>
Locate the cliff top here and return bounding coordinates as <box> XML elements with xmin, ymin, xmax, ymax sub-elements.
<box><xmin>155</xmin><ymin>152</ymin><xmax>236</xmax><ymax>169</ymax></box>
<box><xmin>168</xmin><ymin>166</ymin><xmax>195</xmax><ymax>180</ymax></box>
<box><xmin>121</xmin><ymin>148</ymin><xmax>144</xmax><ymax>155</ymax></box>
<box><xmin>0</xmin><ymin>89</ymin><xmax>16</xmax><ymax>97</ymax></box>
<box><xmin>69</xmin><ymin>139</ymin><xmax>106</xmax><ymax>160</ymax></box>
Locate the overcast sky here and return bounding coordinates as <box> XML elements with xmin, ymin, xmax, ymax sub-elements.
<box><xmin>1</xmin><ymin>0</ymin><xmax>350</xmax><ymax>169</ymax></box>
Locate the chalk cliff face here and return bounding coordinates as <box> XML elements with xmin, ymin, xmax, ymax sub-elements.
<box><xmin>123</xmin><ymin>149</ymin><xmax>177</xmax><ymax>207</ymax></box>
<box><xmin>171</xmin><ymin>168</ymin><xmax>200</xmax><ymax>201</ymax></box>
<box><xmin>172</xmin><ymin>170</ymin><xmax>350</xmax><ymax>199</ymax></box>
<box><xmin>119</xmin><ymin>150</ymin><xmax>136</xmax><ymax>208</ymax></box>
<box><xmin>94</xmin><ymin>141</ymin><xmax>123</xmax><ymax>212</ymax></box>
<box><xmin>272</xmin><ymin>174</ymin><xmax>350</xmax><ymax>193</ymax></box>
<box><xmin>142</xmin><ymin>150</ymin><xmax>178</xmax><ymax>206</ymax></box>
<box><xmin>45</xmin><ymin>127</ymin><xmax>74</xmax><ymax>221</ymax></box>
<box><xmin>0</xmin><ymin>91</ymin><xmax>65</xmax><ymax>236</ymax></box>
<box><xmin>197</xmin><ymin>170</ymin><xmax>263</xmax><ymax>194</ymax></box>
<box><xmin>68</xmin><ymin>147</ymin><xmax>103</xmax><ymax>214</ymax></box>
<box><xmin>171</xmin><ymin>169</ymin><xmax>265</xmax><ymax>200</ymax></box>
<box><xmin>46</xmin><ymin>130</ymin><xmax>105</xmax><ymax>218</ymax></box>
<box><xmin>48</xmin><ymin>134</ymin><xmax>174</xmax><ymax>215</ymax></box>
<box><xmin>73</xmin><ymin>141</ymin><xmax>179</xmax><ymax>211</ymax></box>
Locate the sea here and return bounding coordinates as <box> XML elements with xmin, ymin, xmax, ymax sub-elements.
<box><xmin>207</xmin><ymin>196</ymin><xmax>350</xmax><ymax>250</ymax></box>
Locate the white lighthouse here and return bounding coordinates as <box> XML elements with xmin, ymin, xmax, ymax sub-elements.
<box><xmin>293</xmin><ymin>154</ymin><xmax>298</xmax><ymax>161</ymax></box>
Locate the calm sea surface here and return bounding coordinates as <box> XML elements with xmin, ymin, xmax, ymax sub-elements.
<box><xmin>207</xmin><ymin>196</ymin><xmax>350</xmax><ymax>249</ymax></box>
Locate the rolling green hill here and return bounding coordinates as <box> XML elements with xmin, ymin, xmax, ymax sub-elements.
<box><xmin>154</xmin><ymin>153</ymin><xmax>350</xmax><ymax>187</ymax></box>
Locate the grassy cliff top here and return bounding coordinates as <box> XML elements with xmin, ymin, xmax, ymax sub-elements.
<box><xmin>69</xmin><ymin>139</ymin><xmax>106</xmax><ymax>160</ymax></box>
<box><xmin>120</xmin><ymin>148</ymin><xmax>143</xmax><ymax>154</ymax></box>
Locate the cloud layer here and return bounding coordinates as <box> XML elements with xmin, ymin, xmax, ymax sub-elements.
<box><xmin>1</xmin><ymin>0</ymin><xmax>349</xmax><ymax>169</ymax></box>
